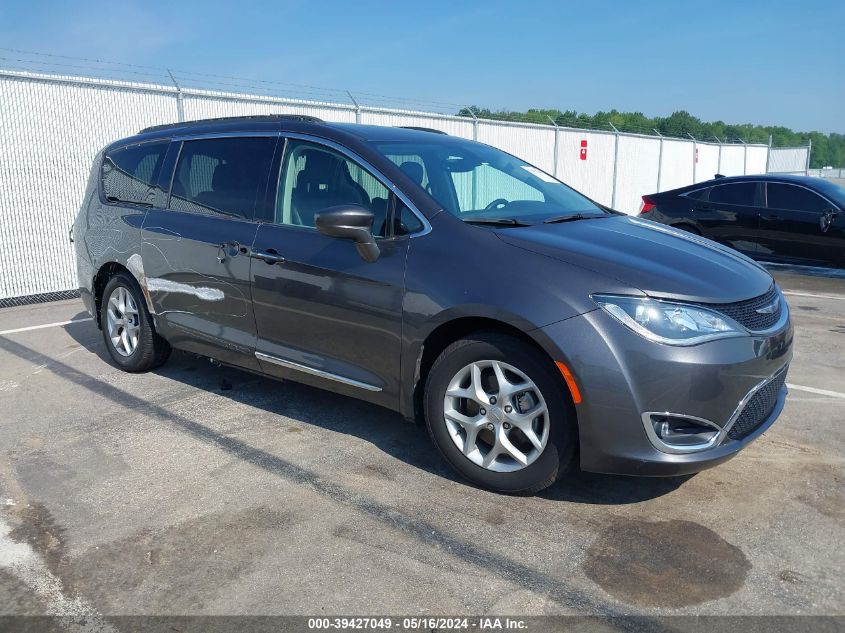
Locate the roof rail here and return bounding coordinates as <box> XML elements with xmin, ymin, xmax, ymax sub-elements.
<box><xmin>398</xmin><ymin>126</ymin><xmax>447</xmax><ymax>135</ymax></box>
<box><xmin>139</xmin><ymin>114</ymin><xmax>324</xmax><ymax>134</ymax></box>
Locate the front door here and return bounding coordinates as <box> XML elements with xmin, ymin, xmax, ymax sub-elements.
<box><xmin>250</xmin><ymin>138</ymin><xmax>410</xmax><ymax>408</ymax></box>
<box><xmin>141</xmin><ymin>135</ymin><xmax>277</xmax><ymax>369</ymax></box>
<box><xmin>760</xmin><ymin>182</ymin><xmax>842</xmax><ymax>266</ymax></box>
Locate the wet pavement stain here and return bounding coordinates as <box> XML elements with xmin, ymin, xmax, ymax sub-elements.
<box><xmin>8</xmin><ymin>503</ymin><xmax>68</xmax><ymax>579</ymax></box>
<box><xmin>583</xmin><ymin>518</ymin><xmax>750</xmax><ymax>607</ymax></box>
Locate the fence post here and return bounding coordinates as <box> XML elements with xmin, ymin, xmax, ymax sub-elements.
<box><xmin>653</xmin><ymin>129</ymin><xmax>664</xmax><ymax>192</ymax></box>
<box><xmin>609</xmin><ymin>122</ymin><xmax>619</xmax><ymax>209</ymax></box>
<box><xmin>167</xmin><ymin>69</ymin><xmax>184</xmax><ymax>123</ymax></box>
<box><xmin>713</xmin><ymin>136</ymin><xmax>722</xmax><ymax>175</ymax></box>
<box><xmin>347</xmin><ymin>91</ymin><xmax>362</xmax><ymax>124</ymax></box>
<box><xmin>687</xmin><ymin>133</ymin><xmax>697</xmax><ymax>183</ymax></box>
<box><xmin>806</xmin><ymin>139</ymin><xmax>812</xmax><ymax>176</ymax></box>
<box><xmin>547</xmin><ymin>116</ymin><xmax>560</xmax><ymax>177</ymax></box>
<box><xmin>765</xmin><ymin>135</ymin><xmax>772</xmax><ymax>173</ymax></box>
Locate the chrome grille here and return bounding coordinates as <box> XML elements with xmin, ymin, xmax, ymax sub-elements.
<box><xmin>705</xmin><ymin>287</ymin><xmax>781</xmax><ymax>331</ymax></box>
<box><xmin>727</xmin><ymin>367</ymin><xmax>788</xmax><ymax>441</ymax></box>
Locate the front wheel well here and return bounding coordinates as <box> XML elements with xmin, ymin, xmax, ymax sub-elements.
<box><xmin>412</xmin><ymin>317</ymin><xmax>563</xmax><ymax>424</ymax></box>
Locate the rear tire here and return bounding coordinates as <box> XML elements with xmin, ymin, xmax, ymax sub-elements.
<box><xmin>424</xmin><ymin>332</ymin><xmax>577</xmax><ymax>495</ymax></box>
<box><xmin>100</xmin><ymin>272</ymin><xmax>170</xmax><ymax>372</ymax></box>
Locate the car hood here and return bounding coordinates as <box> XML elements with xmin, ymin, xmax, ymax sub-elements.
<box><xmin>495</xmin><ymin>215</ymin><xmax>774</xmax><ymax>303</ymax></box>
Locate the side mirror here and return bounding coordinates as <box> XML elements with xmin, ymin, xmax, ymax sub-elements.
<box><xmin>315</xmin><ymin>205</ymin><xmax>380</xmax><ymax>263</ymax></box>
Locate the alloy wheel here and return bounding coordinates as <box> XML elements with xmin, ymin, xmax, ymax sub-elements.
<box><xmin>443</xmin><ymin>360</ymin><xmax>549</xmax><ymax>472</ymax></box>
<box><xmin>106</xmin><ymin>286</ymin><xmax>140</xmax><ymax>357</ymax></box>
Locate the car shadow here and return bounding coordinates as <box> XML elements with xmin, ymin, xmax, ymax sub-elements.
<box><xmin>64</xmin><ymin>314</ymin><xmax>688</xmax><ymax>505</ymax></box>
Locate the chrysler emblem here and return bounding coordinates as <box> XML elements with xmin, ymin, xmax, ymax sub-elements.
<box><xmin>756</xmin><ymin>296</ymin><xmax>780</xmax><ymax>315</ymax></box>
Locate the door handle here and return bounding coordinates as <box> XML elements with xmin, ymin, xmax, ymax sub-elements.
<box><xmin>249</xmin><ymin>247</ymin><xmax>285</xmax><ymax>265</ymax></box>
<box><xmin>216</xmin><ymin>241</ymin><xmax>241</xmax><ymax>263</ymax></box>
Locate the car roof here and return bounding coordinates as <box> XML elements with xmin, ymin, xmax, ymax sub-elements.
<box><xmin>655</xmin><ymin>173</ymin><xmax>825</xmax><ymax>196</ymax></box>
<box><xmin>111</xmin><ymin>115</ymin><xmax>456</xmax><ymax>150</ymax></box>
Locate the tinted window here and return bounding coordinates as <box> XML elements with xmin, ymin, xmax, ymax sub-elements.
<box><xmin>709</xmin><ymin>183</ymin><xmax>756</xmax><ymax>206</ymax></box>
<box><xmin>684</xmin><ymin>188</ymin><xmax>709</xmax><ymax>201</ymax></box>
<box><xmin>276</xmin><ymin>140</ymin><xmax>390</xmax><ymax>237</ymax></box>
<box><xmin>169</xmin><ymin>137</ymin><xmax>275</xmax><ymax>219</ymax></box>
<box><xmin>102</xmin><ymin>141</ymin><xmax>168</xmax><ymax>205</ymax></box>
<box><xmin>767</xmin><ymin>183</ymin><xmax>829</xmax><ymax>213</ymax></box>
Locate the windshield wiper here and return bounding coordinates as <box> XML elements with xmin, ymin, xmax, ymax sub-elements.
<box><xmin>106</xmin><ymin>195</ymin><xmax>153</xmax><ymax>208</ymax></box>
<box><xmin>543</xmin><ymin>213</ymin><xmax>607</xmax><ymax>224</ymax></box>
<box><xmin>462</xmin><ymin>217</ymin><xmax>531</xmax><ymax>227</ymax></box>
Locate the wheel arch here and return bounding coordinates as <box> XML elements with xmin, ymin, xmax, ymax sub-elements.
<box><xmin>408</xmin><ymin>315</ymin><xmax>577</xmax><ymax>426</ymax></box>
<box><xmin>91</xmin><ymin>255</ymin><xmax>153</xmax><ymax>328</ymax></box>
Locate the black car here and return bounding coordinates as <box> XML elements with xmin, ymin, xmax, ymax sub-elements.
<box><xmin>639</xmin><ymin>174</ymin><xmax>845</xmax><ymax>267</ymax></box>
<box><xmin>73</xmin><ymin>115</ymin><xmax>792</xmax><ymax>494</ymax></box>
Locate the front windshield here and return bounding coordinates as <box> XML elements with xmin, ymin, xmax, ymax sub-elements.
<box><xmin>372</xmin><ymin>138</ymin><xmax>606</xmax><ymax>223</ymax></box>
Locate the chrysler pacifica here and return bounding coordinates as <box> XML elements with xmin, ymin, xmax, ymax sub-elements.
<box><xmin>73</xmin><ymin>115</ymin><xmax>793</xmax><ymax>493</ymax></box>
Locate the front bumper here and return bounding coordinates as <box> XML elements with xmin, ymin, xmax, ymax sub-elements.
<box><xmin>538</xmin><ymin>305</ymin><xmax>793</xmax><ymax>476</ymax></box>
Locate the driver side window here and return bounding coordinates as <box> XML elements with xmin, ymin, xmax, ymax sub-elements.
<box><xmin>449</xmin><ymin>163</ymin><xmax>545</xmax><ymax>212</ymax></box>
<box><xmin>276</xmin><ymin>140</ymin><xmax>389</xmax><ymax>237</ymax></box>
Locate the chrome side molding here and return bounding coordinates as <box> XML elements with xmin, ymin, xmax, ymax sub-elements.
<box><xmin>254</xmin><ymin>351</ymin><xmax>382</xmax><ymax>392</ymax></box>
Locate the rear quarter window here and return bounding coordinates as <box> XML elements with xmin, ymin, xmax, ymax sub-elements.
<box><xmin>102</xmin><ymin>141</ymin><xmax>169</xmax><ymax>205</ymax></box>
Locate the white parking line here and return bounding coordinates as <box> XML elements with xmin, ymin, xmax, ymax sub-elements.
<box><xmin>0</xmin><ymin>318</ymin><xmax>93</xmax><ymax>336</ymax></box>
<box><xmin>787</xmin><ymin>383</ymin><xmax>845</xmax><ymax>400</ymax></box>
<box><xmin>783</xmin><ymin>291</ymin><xmax>845</xmax><ymax>301</ymax></box>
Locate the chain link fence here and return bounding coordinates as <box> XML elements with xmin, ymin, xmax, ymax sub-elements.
<box><xmin>0</xmin><ymin>68</ymin><xmax>812</xmax><ymax>300</ymax></box>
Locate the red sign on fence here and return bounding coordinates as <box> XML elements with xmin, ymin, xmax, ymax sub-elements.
<box><xmin>580</xmin><ymin>140</ymin><xmax>587</xmax><ymax>161</ymax></box>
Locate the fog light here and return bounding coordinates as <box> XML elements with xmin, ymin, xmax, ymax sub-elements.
<box><xmin>643</xmin><ymin>413</ymin><xmax>722</xmax><ymax>454</ymax></box>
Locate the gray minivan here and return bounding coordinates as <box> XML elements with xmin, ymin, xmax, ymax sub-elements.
<box><xmin>73</xmin><ymin>115</ymin><xmax>793</xmax><ymax>494</ymax></box>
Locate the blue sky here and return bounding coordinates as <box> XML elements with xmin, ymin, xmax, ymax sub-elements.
<box><xmin>1</xmin><ymin>0</ymin><xmax>842</xmax><ymax>133</ymax></box>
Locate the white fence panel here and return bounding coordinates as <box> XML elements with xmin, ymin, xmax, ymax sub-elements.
<box><xmin>476</xmin><ymin>121</ymin><xmax>556</xmax><ymax>174</ymax></box>
<box><xmin>615</xmin><ymin>135</ymin><xmax>660</xmax><ymax>214</ymax></box>
<box><xmin>746</xmin><ymin>145</ymin><xmax>768</xmax><ymax>174</ymax></box>
<box><xmin>556</xmin><ymin>130</ymin><xmax>616</xmax><ymax>206</ymax></box>
<box><xmin>659</xmin><ymin>140</ymin><xmax>694</xmax><ymax>192</ymax></box>
<box><xmin>362</xmin><ymin>110</ymin><xmax>474</xmax><ymax>139</ymax></box>
<box><xmin>0</xmin><ymin>75</ymin><xmax>178</xmax><ymax>298</ymax></box>
<box><xmin>768</xmin><ymin>147</ymin><xmax>808</xmax><ymax>173</ymax></box>
<box><xmin>719</xmin><ymin>145</ymin><xmax>746</xmax><ymax>176</ymax></box>
<box><xmin>695</xmin><ymin>143</ymin><xmax>720</xmax><ymax>183</ymax></box>
<box><xmin>0</xmin><ymin>70</ymin><xmax>818</xmax><ymax>299</ymax></box>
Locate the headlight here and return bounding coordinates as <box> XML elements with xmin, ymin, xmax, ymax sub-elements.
<box><xmin>592</xmin><ymin>294</ymin><xmax>744</xmax><ymax>345</ymax></box>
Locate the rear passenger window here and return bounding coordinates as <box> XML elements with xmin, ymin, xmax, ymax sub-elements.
<box><xmin>709</xmin><ymin>183</ymin><xmax>756</xmax><ymax>206</ymax></box>
<box><xmin>767</xmin><ymin>183</ymin><xmax>828</xmax><ymax>213</ymax></box>
<box><xmin>169</xmin><ymin>137</ymin><xmax>275</xmax><ymax>219</ymax></box>
<box><xmin>102</xmin><ymin>141</ymin><xmax>168</xmax><ymax>205</ymax></box>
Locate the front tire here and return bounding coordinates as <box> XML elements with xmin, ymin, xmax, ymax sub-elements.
<box><xmin>100</xmin><ymin>272</ymin><xmax>170</xmax><ymax>372</ymax></box>
<box><xmin>424</xmin><ymin>332</ymin><xmax>577</xmax><ymax>494</ymax></box>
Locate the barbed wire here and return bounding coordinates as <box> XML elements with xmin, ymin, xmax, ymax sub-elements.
<box><xmin>0</xmin><ymin>47</ymin><xmax>809</xmax><ymax>146</ymax></box>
